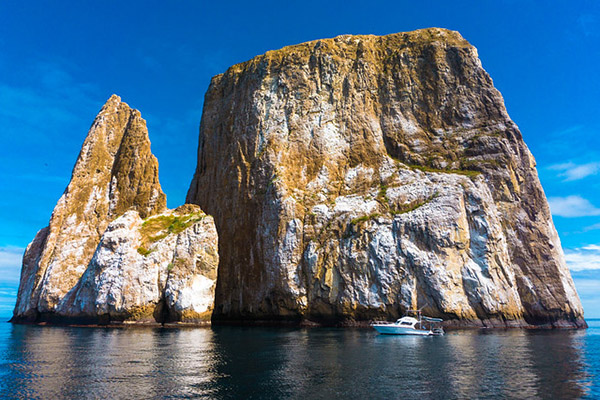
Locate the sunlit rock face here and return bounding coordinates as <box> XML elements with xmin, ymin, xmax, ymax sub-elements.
<box><xmin>57</xmin><ymin>206</ymin><xmax>218</xmax><ymax>324</ymax></box>
<box><xmin>13</xmin><ymin>97</ymin><xmax>218</xmax><ymax>324</ymax></box>
<box><xmin>187</xmin><ymin>28</ymin><xmax>585</xmax><ymax>327</ymax></box>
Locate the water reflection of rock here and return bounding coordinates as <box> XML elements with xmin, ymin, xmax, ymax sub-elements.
<box><xmin>0</xmin><ymin>325</ymin><xmax>593</xmax><ymax>398</ymax></box>
<box><xmin>209</xmin><ymin>326</ymin><xmax>304</xmax><ymax>397</ymax></box>
<box><xmin>523</xmin><ymin>330</ymin><xmax>591</xmax><ymax>398</ymax></box>
<box><xmin>444</xmin><ymin>331</ymin><xmax>540</xmax><ymax>398</ymax></box>
<box><xmin>2</xmin><ymin>325</ymin><xmax>221</xmax><ymax>398</ymax></box>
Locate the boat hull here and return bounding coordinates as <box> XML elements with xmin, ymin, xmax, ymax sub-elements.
<box><xmin>372</xmin><ymin>325</ymin><xmax>432</xmax><ymax>335</ymax></box>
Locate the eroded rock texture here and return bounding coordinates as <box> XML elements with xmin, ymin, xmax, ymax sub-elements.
<box><xmin>57</xmin><ymin>206</ymin><xmax>218</xmax><ymax>324</ymax></box>
<box><xmin>13</xmin><ymin>96</ymin><xmax>218</xmax><ymax>324</ymax></box>
<box><xmin>187</xmin><ymin>28</ymin><xmax>584</xmax><ymax>327</ymax></box>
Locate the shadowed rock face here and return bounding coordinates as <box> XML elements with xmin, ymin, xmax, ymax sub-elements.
<box><xmin>187</xmin><ymin>28</ymin><xmax>585</xmax><ymax>327</ymax></box>
<box><xmin>13</xmin><ymin>95</ymin><xmax>167</xmax><ymax>320</ymax></box>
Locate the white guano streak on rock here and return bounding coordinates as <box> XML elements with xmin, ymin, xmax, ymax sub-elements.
<box><xmin>57</xmin><ymin>208</ymin><xmax>218</xmax><ymax>322</ymax></box>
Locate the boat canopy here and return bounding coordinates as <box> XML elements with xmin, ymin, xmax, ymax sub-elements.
<box><xmin>422</xmin><ymin>316</ymin><xmax>443</xmax><ymax>322</ymax></box>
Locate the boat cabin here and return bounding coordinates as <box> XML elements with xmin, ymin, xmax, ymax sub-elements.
<box><xmin>395</xmin><ymin>316</ymin><xmax>420</xmax><ymax>326</ymax></box>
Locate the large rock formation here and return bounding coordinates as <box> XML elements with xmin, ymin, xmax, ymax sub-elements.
<box><xmin>13</xmin><ymin>29</ymin><xmax>586</xmax><ymax>329</ymax></box>
<box><xmin>13</xmin><ymin>96</ymin><xmax>218</xmax><ymax>324</ymax></box>
<box><xmin>187</xmin><ymin>28</ymin><xmax>585</xmax><ymax>327</ymax></box>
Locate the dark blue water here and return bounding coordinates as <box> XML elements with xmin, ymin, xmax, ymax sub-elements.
<box><xmin>0</xmin><ymin>320</ymin><xmax>598</xmax><ymax>399</ymax></box>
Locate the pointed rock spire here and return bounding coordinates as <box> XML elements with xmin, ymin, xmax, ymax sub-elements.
<box><xmin>14</xmin><ymin>95</ymin><xmax>166</xmax><ymax>320</ymax></box>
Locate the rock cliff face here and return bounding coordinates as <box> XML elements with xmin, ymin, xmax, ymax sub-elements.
<box><xmin>13</xmin><ymin>96</ymin><xmax>218</xmax><ymax>324</ymax></box>
<box><xmin>187</xmin><ymin>28</ymin><xmax>585</xmax><ymax>327</ymax></box>
<box><xmin>57</xmin><ymin>205</ymin><xmax>218</xmax><ymax>324</ymax></box>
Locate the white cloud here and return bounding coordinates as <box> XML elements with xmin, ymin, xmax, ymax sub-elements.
<box><xmin>583</xmin><ymin>222</ymin><xmax>600</xmax><ymax>232</ymax></box>
<box><xmin>548</xmin><ymin>195</ymin><xmax>600</xmax><ymax>217</ymax></box>
<box><xmin>0</xmin><ymin>246</ymin><xmax>24</xmax><ymax>283</ymax></box>
<box><xmin>553</xmin><ymin>125</ymin><xmax>584</xmax><ymax>137</ymax></box>
<box><xmin>571</xmin><ymin>276</ymin><xmax>600</xmax><ymax>318</ymax></box>
<box><xmin>0</xmin><ymin>246</ymin><xmax>23</xmax><ymax>267</ymax></box>
<box><xmin>549</xmin><ymin>162</ymin><xmax>600</xmax><ymax>181</ymax></box>
<box><xmin>572</xmin><ymin>279</ymin><xmax>600</xmax><ymax>296</ymax></box>
<box><xmin>565</xmin><ymin>245</ymin><xmax>600</xmax><ymax>271</ymax></box>
<box><xmin>583</xmin><ymin>244</ymin><xmax>600</xmax><ymax>251</ymax></box>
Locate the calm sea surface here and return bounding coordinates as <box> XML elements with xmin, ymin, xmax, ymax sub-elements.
<box><xmin>0</xmin><ymin>319</ymin><xmax>597</xmax><ymax>399</ymax></box>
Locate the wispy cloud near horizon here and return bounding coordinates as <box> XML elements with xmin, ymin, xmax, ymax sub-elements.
<box><xmin>0</xmin><ymin>246</ymin><xmax>24</xmax><ymax>283</ymax></box>
<box><xmin>549</xmin><ymin>161</ymin><xmax>600</xmax><ymax>181</ymax></box>
<box><xmin>554</xmin><ymin>125</ymin><xmax>585</xmax><ymax>137</ymax></box>
<box><xmin>583</xmin><ymin>222</ymin><xmax>600</xmax><ymax>232</ymax></box>
<box><xmin>565</xmin><ymin>244</ymin><xmax>600</xmax><ymax>271</ymax></box>
<box><xmin>548</xmin><ymin>195</ymin><xmax>600</xmax><ymax>217</ymax></box>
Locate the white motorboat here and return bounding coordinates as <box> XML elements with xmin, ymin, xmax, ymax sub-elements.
<box><xmin>371</xmin><ymin>310</ymin><xmax>444</xmax><ymax>336</ymax></box>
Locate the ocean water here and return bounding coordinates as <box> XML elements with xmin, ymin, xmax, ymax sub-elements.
<box><xmin>0</xmin><ymin>319</ymin><xmax>597</xmax><ymax>399</ymax></box>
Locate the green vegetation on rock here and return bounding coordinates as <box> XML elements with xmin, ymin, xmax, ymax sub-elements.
<box><xmin>350</xmin><ymin>213</ymin><xmax>381</xmax><ymax>225</ymax></box>
<box><xmin>391</xmin><ymin>192</ymin><xmax>439</xmax><ymax>215</ymax></box>
<box><xmin>137</xmin><ymin>212</ymin><xmax>205</xmax><ymax>257</ymax></box>
<box><xmin>137</xmin><ymin>246</ymin><xmax>154</xmax><ymax>256</ymax></box>
<box><xmin>141</xmin><ymin>212</ymin><xmax>205</xmax><ymax>243</ymax></box>
<box><xmin>409</xmin><ymin>164</ymin><xmax>481</xmax><ymax>178</ymax></box>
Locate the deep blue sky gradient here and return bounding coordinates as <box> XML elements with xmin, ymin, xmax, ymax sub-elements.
<box><xmin>1</xmin><ymin>1</ymin><xmax>599</xmax><ymax>317</ymax></box>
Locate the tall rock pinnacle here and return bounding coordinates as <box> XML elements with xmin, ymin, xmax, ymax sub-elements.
<box><xmin>187</xmin><ymin>28</ymin><xmax>585</xmax><ymax>327</ymax></box>
<box><xmin>14</xmin><ymin>95</ymin><xmax>167</xmax><ymax>319</ymax></box>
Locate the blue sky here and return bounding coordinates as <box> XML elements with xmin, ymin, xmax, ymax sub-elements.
<box><xmin>1</xmin><ymin>1</ymin><xmax>599</xmax><ymax>317</ymax></box>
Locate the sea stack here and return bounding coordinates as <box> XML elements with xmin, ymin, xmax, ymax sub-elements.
<box><xmin>187</xmin><ymin>28</ymin><xmax>585</xmax><ymax>327</ymax></box>
<box><xmin>13</xmin><ymin>96</ymin><xmax>218</xmax><ymax>324</ymax></box>
<box><xmin>13</xmin><ymin>29</ymin><xmax>585</xmax><ymax>328</ymax></box>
